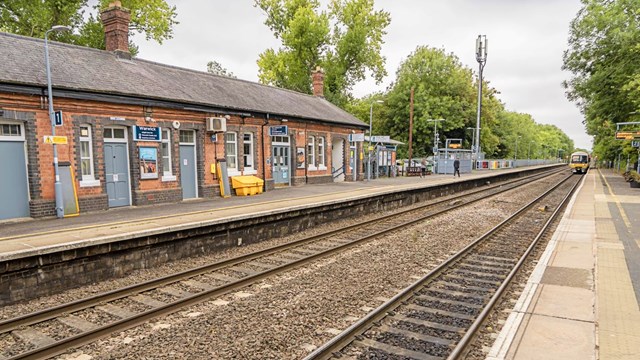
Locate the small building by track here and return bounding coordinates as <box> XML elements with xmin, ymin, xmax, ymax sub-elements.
<box><xmin>0</xmin><ymin>3</ymin><xmax>368</xmax><ymax>220</ymax></box>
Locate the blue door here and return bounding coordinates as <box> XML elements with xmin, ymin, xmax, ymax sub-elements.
<box><xmin>180</xmin><ymin>144</ymin><xmax>197</xmax><ymax>199</ymax></box>
<box><xmin>272</xmin><ymin>145</ymin><xmax>290</xmax><ymax>185</ymax></box>
<box><xmin>0</xmin><ymin>141</ymin><xmax>30</xmax><ymax>219</ymax></box>
<box><xmin>104</xmin><ymin>143</ymin><xmax>131</xmax><ymax>207</ymax></box>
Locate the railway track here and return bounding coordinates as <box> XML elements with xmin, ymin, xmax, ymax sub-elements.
<box><xmin>303</xmin><ymin>172</ymin><xmax>581</xmax><ymax>360</ymax></box>
<box><xmin>0</xmin><ymin>169</ymin><xmax>566</xmax><ymax>360</ymax></box>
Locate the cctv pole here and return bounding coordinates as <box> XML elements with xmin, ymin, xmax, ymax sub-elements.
<box><xmin>408</xmin><ymin>87</ymin><xmax>414</xmax><ymax>167</ymax></box>
<box><xmin>474</xmin><ymin>35</ymin><xmax>487</xmax><ymax>169</ymax></box>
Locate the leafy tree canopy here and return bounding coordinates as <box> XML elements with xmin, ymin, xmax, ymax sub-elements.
<box><xmin>563</xmin><ymin>0</ymin><xmax>640</xmax><ymax>163</ymax></box>
<box><xmin>206</xmin><ymin>60</ymin><xmax>237</xmax><ymax>78</ymax></box>
<box><xmin>255</xmin><ymin>0</ymin><xmax>390</xmax><ymax>106</ymax></box>
<box><xmin>0</xmin><ymin>0</ymin><xmax>178</xmax><ymax>56</ymax></box>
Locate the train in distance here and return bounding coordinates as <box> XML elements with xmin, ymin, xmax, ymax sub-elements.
<box><xmin>569</xmin><ymin>151</ymin><xmax>590</xmax><ymax>174</ymax></box>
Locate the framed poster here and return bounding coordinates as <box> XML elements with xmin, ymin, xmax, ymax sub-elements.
<box><xmin>139</xmin><ymin>147</ymin><xmax>158</xmax><ymax>179</ymax></box>
<box><xmin>296</xmin><ymin>147</ymin><xmax>305</xmax><ymax>169</ymax></box>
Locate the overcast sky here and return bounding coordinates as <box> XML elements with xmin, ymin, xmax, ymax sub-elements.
<box><xmin>130</xmin><ymin>0</ymin><xmax>591</xmax><ymax>150</ymax></box>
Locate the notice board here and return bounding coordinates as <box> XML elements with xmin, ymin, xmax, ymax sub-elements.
<box><xmin>58</xmin><ymin>162</ymin><xmax>80</xmax><ymax>217</ymax></box>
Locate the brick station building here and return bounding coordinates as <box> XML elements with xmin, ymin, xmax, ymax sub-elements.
<box><xmin>0</xmin><ymin>3</ymin><xmax>367</xmax><ymax>221</ymax></box>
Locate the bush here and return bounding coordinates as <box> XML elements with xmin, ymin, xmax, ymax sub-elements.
<box><xmin>624</xmin><ymin>170</ymin><xmax>640</xmax><ymax>182</ymax></box>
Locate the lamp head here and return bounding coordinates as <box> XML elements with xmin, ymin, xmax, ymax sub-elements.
<box><xmin>375</xmin><ymin>100</ymin><xmax>384</xmax><ymax>104</ymax></box>
<box><xmin>51</xmin><ymin>25</ymin><xmax>71</xmax><ymax>32</ymax></box>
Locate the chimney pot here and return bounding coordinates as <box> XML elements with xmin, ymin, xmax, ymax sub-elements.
<box><xmin>311</xmin><ymin>66</ymin><xmax>324</xmax><ymax>98</ymax></box>
<box><xmin>101</xmin><ymin>2</ymin><xmax>131</xmax><ymax>59</ymax></box>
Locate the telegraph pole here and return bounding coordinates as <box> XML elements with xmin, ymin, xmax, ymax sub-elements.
<box><xmin>408</xmin><ymin>87</ymin><xmax>414</xmax><ymax>167</ymax></box>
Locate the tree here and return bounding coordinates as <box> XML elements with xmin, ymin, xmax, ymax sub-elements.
<box><xmin>206</xmin><ymin>61</ymin><xmax>237</xmax><ymax>78</ymax></box>
<box><xmin>563</xmin><ymin>0</ymin><xmax>640</xmax><ymax>162</ymax></box>
<box><xmin>255</xmin><ymin>0</ymin><xmax>390</xmax><ymax>106</ymax></box>
<box><xmin>0</xmin><ymin>0</ymin><xmax>178</xmax><ymax>56</ymax></box>
<box><xmin>382</xmin><ymin>46</ymin><xmax>478</xmax><ymax>158</ymax></box>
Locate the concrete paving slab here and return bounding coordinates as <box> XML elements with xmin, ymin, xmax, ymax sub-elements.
<box><xmin>531</xmin><ymin>284</ymin><xmax>594</xmax><ymax>322</ymax></box>
<box><xmin>549</xmin><ymin>241</ymin><xmax>594</xmax><ymax>269</ymax></box>
<box><xmin>510</xmin><ymin>314</ymin><xmax>594</xmax><ymax>360</ymax></box>
<box><xmin>555</xmin><ymin>229</ymin><xmax>594</xmax><ymax>244</ymax></box>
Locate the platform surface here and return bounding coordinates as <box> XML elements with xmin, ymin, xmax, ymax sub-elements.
<box><xmin>0</xmin><ymin>167</ymin><xmax>525</xmax><ymax>260</ymax></box>
<box><xmin>488</xmin><ymin>169</ymin><xmax>640</xmax><ymax>360</ymax></box>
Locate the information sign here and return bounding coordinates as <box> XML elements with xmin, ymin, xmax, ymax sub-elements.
<box><xmin>43</xmin><ymin>135</ymin><xmax>68</xmax><ymax>145</ymax></box>
<box><xmin>134</xmin><ymin>126</ymin><xmax>161</xmax><ymax>141</ymax></box>
<box><xmin>371</xmin><ymin>135</ymin><xmax>390</xmax><ymax>142</ymax></box>
<box><xmin>54</xmin><ymin>110</ymin><xmax>63</xmax><ymax>126</ymax></box>
<box><xmin>348</xmin><ymin>133</ymin><xmax>365</xmax><ymax>142</ymax></box>
<box><xmin>615</xmin><ymin>131</ymin><xmax>640</xmax><ymax>140</ymax></box>
<box><xmin>269</xmin><ymin>125</ymin><xmax>288</xmax><ymax>136</ymax></box>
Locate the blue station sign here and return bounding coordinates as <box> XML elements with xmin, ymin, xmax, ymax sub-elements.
<box><xmin>269</xmin><ymin>125</ymin><xmax>288</xmax><ymax>136</ymax></box>
<box><xmin>134</xmin><ymin>126</ymin><xmax>161</xmax><ymax>141</ymax></box>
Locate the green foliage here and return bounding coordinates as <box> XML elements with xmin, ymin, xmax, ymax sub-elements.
<box><xmin>563</xmin><ymin>0</ymin><xmax>640</xmax><ymax>164</ymax></box>
<box><xmin>0</xmin><ymin>0</ymin><xmax>178</xmax><ymax>55</ymax></box>
<box><xmin>206</xmin><ymin>61</ymin><xmax>237</xmax><ymax>78</ymax></box>
<box><xmin>381</xmin><ymin>46</ymin><xmax>478</xmax><ymax>158</ymax></box>
<box><xmin>255</xmin><ymin>0</ymin><xmax>390</xmax><ymax>106</ymax></box>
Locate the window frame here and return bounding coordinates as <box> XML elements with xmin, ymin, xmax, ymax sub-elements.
<box><xmin>0</xmin><ymin>123</ymin><xmax>24</xmax><ymax>141</ymax></box>
<box><xmin>317</xmin><ymin>136</ymin><xmax>326</xmax><ymax>170</ymax></box>
<box><xmin>79</xmin><ymin>125</ymin><xmax>100</xmax><ymax>187</ymax></box>
<box><xmin>307</xmin><ymin>135</ymin><xmax>316</xmax><ymax>170</ymax></box>
<box><xmin>225</xmin><ymin>131</ymin><xmax>239</xmax><ymax>175</ymax></box>
<box><xmin>243</xmin><ymin>132</ymin><xmax>256</xmax><ymax>174</ymax></box>
<box><xmin>161</xmin><ymin>129</ymin><xmax>176</xmax><ymax>181</ymax></box>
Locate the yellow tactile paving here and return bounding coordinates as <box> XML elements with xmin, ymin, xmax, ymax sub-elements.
<box><xmin>595</xmin><ymin>169</ymin><xmax>640</xmax><ymax>360</ymax></box>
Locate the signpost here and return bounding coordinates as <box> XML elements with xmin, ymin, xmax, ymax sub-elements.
<box><xmin>370</xmin><ymin>135</ymin><xmax>390</xmax><ymax>142</ymax></box>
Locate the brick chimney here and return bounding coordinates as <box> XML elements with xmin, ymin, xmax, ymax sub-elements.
<box><xmin>311</xmin><ymin>66</ymin><xmax>324</xmax><ymax>97</ymax></box>
<box><xmin>101</xmin><ymin>1</ymin><xmax>131</xmax><ymax>59</ymax></box>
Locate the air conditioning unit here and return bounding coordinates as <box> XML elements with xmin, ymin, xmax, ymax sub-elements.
<box><xmin>206</xmin><ymin>117</ymin><xmax>226</xmax><ymax>132</ymax></box>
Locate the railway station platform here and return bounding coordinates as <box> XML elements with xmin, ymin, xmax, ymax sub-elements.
<box><xmin>0</xmin><ymin>166</ymin><xmax>544</xmax><ymax>259</ymax></box>
<box><xmin>488</xmin><ymin>169</ymin><xmax>640</xmax><ymax>360</ymax></box>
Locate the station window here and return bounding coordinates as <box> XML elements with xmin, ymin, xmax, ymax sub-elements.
<box><xmin>0</xmin><ymin>124</ymin><xmax>21</xmax><ymax>137</ymax></box>
<box><xmin>104</xmin><ymin>127</ymin><xmax>126</xmax><ymax>139</ymax></box>
<box><xmin>79</xmin><ymin>125</ymin><xmax>99</xmax><ymax>187</ymax></box>
<box><xmin>243</xmin><ymin>132</ymin><xmax>255</xmax><ymax>172</ymax></box>
<box><xmin>307</xmin><ymin>136</ymin><xmax>316</xmax><ymax>170</ymax></box>
<box><xmin>161</xmin><ymin>129</ymin><xmax>175</xmax><ymax>181</ymax></box>
<box><xmin>179</xmin><ymin>130</ymin><xmax>195</xmax><ymax>144</ymax></box>
<box><xmin>318</xmin><ymin>136</ymin><xmax>325</xmax><ymax>169</ymax></box>
<box><xmin>225</xmin><ymin>132</ymin><xmax>238</xmax><ymax>170</ymax></box>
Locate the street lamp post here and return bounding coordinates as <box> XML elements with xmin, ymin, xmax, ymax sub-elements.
<box><xmin>367</xmin><ymin>100</ymin><xmax>384</xmax><ymax>181</ymax></box>
<box><xmin>514</xmin><ymin>135</ymin><xmax>521</xmax><ymax>165</ymax></box>
<box><xmin>45</xmin><ymin>25</ymin><xmax>71</xmax><ymax>219</ymax></box>
<box><xmin>427</xmin><ymin>119</ymin><xmax>445</xmax><ymax>173</ymax></box>
<box><xmin>466</xmin><ymin>127</ymin><xmax>475</xmax><ymax>152</ymax></box>
<box><xmin>527</xmin><ymin>141</ymin><xmax>532</xmax><ymax>166</ymax></box>
<box><xmin>474</xmin><ymin>35</ymin><xmax>488</xmax><ymax>168</ymax></box>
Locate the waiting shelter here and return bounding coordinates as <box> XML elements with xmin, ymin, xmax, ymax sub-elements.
<box><xmin>435</xmin><ymin>149</ymin><xmax>472</xmax><ymax>175</ymax></box>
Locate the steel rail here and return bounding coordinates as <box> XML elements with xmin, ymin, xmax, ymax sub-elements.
<box><xmin>303</xmin><ymin>172</ymin><xmax>577</xmax><ymax>360</ymax></box>
<box><xmin>4</xmin><ymin>170</ymin><xmax>565</xmax><ymax>360</ymax></box>
<box><xmin>0</xmin><ymin>169</ymin><xmax>560</xmax><ymax>334</ymax></box>
<box><xmin>447</xmin><ymin>173</ymin><xmax>583</xmax><ymax>359</ymax></box>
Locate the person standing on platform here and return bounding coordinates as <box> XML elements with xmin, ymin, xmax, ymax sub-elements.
<box><xmin>453</xmin><ymin>157</ymin><xmax>460</xmax><ymax>177</ymax></box>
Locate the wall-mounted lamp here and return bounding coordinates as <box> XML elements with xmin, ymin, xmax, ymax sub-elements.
<box><xmin>282</xmin><ymin>118</ymin><xmax>288</xmax><ymax>122</ymax></box>
<box><xmin>143</xmin><ymin>106</ymin><xmax>154</xmax><ymax>123</ymax></box>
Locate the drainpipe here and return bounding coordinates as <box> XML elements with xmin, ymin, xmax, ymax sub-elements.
<box><xmin>262</xmin><ymin>115</ymin><xmax>269</xmax><ymax>189</ymax></box>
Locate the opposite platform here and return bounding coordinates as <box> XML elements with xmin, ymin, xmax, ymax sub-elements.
<box><xmin>0</xmin><ymin>167</ymin><xmax>538</xmax><ymax>261</ymax></box>
<box><xmin>488</xmin><ymin>169</ymin><xmax>640</xmax><ymax>360</ymax></box>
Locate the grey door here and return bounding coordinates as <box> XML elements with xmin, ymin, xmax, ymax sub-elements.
<box><xmin>104</xmin><ymin>143</ymin><xmax>131</xmax><ymax>207</ymax></box>
<box><xmin>180</xmin><ymin>145</ymin><xmax>197</xmax><ymax>199</ymax></box>
<box><xmin>272</xmin><ymin>146</ymin><xmax>290</xmax><ymax>185</ymax></box>
<box><xmin>0</xmin><ymin>141</ymin><xmax>29</xmax><ymax>219</ymax></box>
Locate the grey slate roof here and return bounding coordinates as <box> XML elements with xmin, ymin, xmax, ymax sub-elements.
<box><xmin>0</xmin><ymin>32</ymin><xmax>366</xmax><ymax>128</ymax></box>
